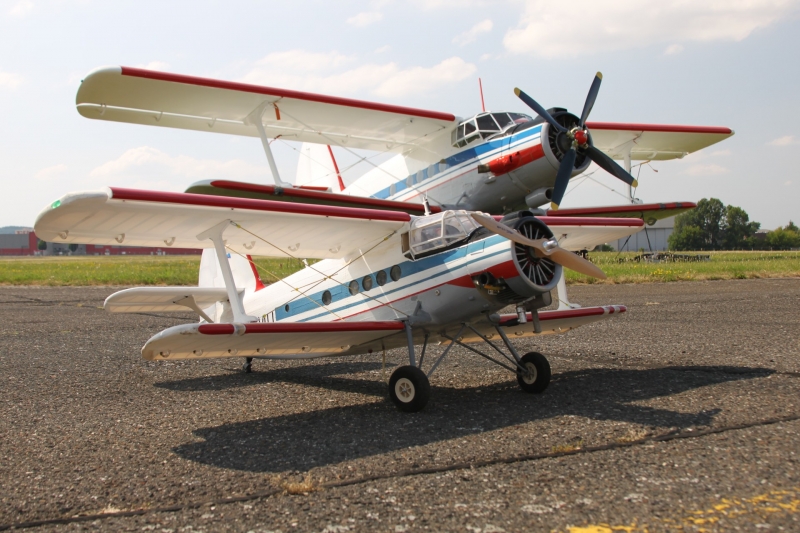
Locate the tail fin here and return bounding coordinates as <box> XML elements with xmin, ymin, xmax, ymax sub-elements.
<box><xmin>199</xmin><ymin>249</ymin><xmax>265</xmax><ymax>293</ymax></box>
<box><xmin>295</xmin><ymin>143</ymin><xmax>345</xmax><ymax>192</ymax></box>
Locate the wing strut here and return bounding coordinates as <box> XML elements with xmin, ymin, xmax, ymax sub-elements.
<box><xmin>254</xmin><ymin>111</ymin><xmax>292</xmax><ymax>188</ymax></box>
<box><xmin>196</xmin><ymin>220</ymin><xmax>257</xmax><ymax>323</ymax></box>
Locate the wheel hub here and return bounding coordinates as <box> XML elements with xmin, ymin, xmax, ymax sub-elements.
<box><xmin>395</xmin><ymin>378</ymin><xmax>415</xmax><ymax>402</ymax></box>
<box><xmin>522</xmin><ymin>362</ymin><xmax>538</xmax><ymax>384</ymax></box>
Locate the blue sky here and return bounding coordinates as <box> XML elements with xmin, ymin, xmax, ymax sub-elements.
<box><xmin>1</xmin><ymin>0</ymin><xmax>798</xmax><ymax>229</ymax></box>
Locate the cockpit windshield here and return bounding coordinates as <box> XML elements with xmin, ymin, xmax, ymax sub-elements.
<box><xmin>405</xmin><ymin>210</ymin><xmax>481</xmax><ymax>258</ymax></box>
<box><xmin>451</xmin><ymin>112</ymin><xmax>531</xmax><ymax>148</ymax></box>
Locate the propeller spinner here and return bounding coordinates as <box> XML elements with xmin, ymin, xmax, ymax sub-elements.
<box><xmin>471</xmin><ymin>213</ymin><xmax>606</xmax><ymax>279</ymax></box>
<box><xmin>514</xmin><ymin>73</ymin><xmax>638</xmax><ymax>210</ymax></box>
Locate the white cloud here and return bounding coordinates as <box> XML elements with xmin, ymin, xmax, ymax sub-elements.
<box><xmin>769</xmin><ymin>135</ymin><xmax>799</xmax><ymax>146</ymax></box>
<box><xmin>252</xmin><ymin>50</ymin><xmax>356</xmax><ymax>73</ymax></box>
<box><xmin>504</xmin><ymin>0</ymin><xmax>798</xmax><ymax>58</ymax></box>
<box><xmin>8</xmin><ymin>0</ymin><xmax>33</xmax><ymax>16</ymax></box>
<box><xmin>35</xmin><ymin>164</ymin><xmax>67</xmax><ymax>181</ymax></box>
<box><xmin>374</xmin><ymin>45</ymin><xmax>391</xmax><ymax>54</ymax></box>
<box><xmin>89</xmin><ymin>147</ymin><xmax>266</xmax><ymax>182</ymax></box>
<box><xmin>480</xmin><ymin>53</ymin><xmax>492</xmax><ymax>61</ymax></box>
<box><xmin>411</xmin><ymin>0</ymin><xmax>493</xmax><ymax>9</ymax></box>
<box><xmin>664</xmin><ymin>44</ymin><xmax>684</xmax><ymax>55</ymax></box>
<box><xmin>453</xmin><ymin>19</ymin><xmax>493</xmax><ymax>46</ymax></box>
<box><xmin>240</xmin><ymin>52</ymin><xmax>476</xmax><ymax>99</ymax></box>
<box><xmin>135</xmin><ymin>61</ymin><xmax>170</xmax><ymax>71</ymax></box>
<box><xmin>685</xmin><ymin>164</ymin><xmax>728</xmax><ymax>176</ymax></box>
<box><xmin>710</xmin><ymin>149</ymin><xmax>732</xmax><ymax>156</ymax></box>
<box><xmin>0</xmin><ymin>70</ymin><xmax>24</xmax><ymax>89</ymax></box>
<box><xmin>347</xmin><ymin>11</ymin><xmax>383</xmax><ymax>27</ymax></box>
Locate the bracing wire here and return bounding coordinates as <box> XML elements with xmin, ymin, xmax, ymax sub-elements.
<box><xmin>230</xmin><ymin>222</ymin><xmax>411</xmax><ymax>318</ymax></box>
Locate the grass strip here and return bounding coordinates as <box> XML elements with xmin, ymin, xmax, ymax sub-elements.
<box><xmin>0</xmin><ymin>251</ymin><xmax>797</xmax><ymax>287</ymax></box>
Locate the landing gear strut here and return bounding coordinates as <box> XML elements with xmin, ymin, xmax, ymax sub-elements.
<box><xmin>242</xmin><ymin>357</ymin><xmax>253</xmax><ymax>373</ymax></box>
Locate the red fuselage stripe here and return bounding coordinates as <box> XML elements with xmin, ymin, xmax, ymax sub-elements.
<box><xmin>585</xmin><ymin>122</ymin><xmax>733</xmax><ymax>135</ymax></box>
<box><xmin>120</xmin><ymin>67</ymin><xmax>456</xmax><ymax>122</ymax></box>
<box><xmin>108</xmin><ymin>188</ymin><xmax>412</xmax><ymax>222</ymax></box>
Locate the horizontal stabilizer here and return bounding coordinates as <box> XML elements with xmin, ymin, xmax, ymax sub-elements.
<box><xmin>34</xmin><ymin>187</ymin><xmax>409</xmax><ymax>260</ymax></box>
<box><xmin>141</xmin><ymin>321</ymin><xmax>406</xmax><ymax>361</ymax></box>
<box><xmin>104</xmin><ymin>287</ymin><xmax>236</xmax><ymax>314</ymax></box>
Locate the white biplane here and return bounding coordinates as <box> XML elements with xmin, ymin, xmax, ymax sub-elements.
<box><xmin>33</xmin><ymin>66</ymin><xmax>733</xmax><ymax>411</ymax></box>
<box><xmin>35</xmin><ymin>187</ymin><xmax>642</xmax><ymax>412</ymax></box>
<box><xmin>76</xmin><ymin>67</ymin><xmax>733</xmax><ymax>217</ymax></box>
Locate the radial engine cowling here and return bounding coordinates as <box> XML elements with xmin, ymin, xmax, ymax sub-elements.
<box><xmin>503</xmin><ymin>212</ymin><xmax>562</xmax><ymax>298</ymax></box>
<box><xmin>540</xmin><ymin>109</ymin><xmax>592</xmax><ymax>175</ymax></box>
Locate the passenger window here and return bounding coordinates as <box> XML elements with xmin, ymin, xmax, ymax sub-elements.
<box><xmin>322</xmin><ymin>290</ymin><xmax>332</xmax><ymax>305</ymax></box>
<box><xmin>362</xmin><ymin>275</ymin><xmax>374</xmax><ymax>291</ymax></box>
<box><xmin>376</xmin><ymin>270</ymin><xmax>387</xmax><ymax>286</ymax></box>
<box><xmin>349</xmin><ymin>280</ymin><xmax>359</xmax><ymax>295</ymax></box>
<box><xmin>390</xmin><ymin>265</ymin><xmax>401</xmax><ymax>282</ymax></box>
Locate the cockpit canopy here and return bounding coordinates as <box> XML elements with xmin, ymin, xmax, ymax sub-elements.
<box><xmin>451</xmin><ymin>111</ymin><xmax>531</xmax><ymax>148</ymax></box>
<box><xmin>404</xmin><ymin>210</ymin><xmax>481</xmax><ymax>258</ymax></box>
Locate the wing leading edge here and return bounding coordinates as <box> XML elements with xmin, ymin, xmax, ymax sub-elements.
<box><xmin>34</xmin><ymin>187</ymin><xmax>410</xmax><ymax>260</ymax></box>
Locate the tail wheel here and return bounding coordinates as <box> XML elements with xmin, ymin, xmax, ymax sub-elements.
<box><xmin>516</xmin><ymin>352</ymin><xmax>551</xmax><ymax>394</ymax></box>
<box><xmin>513</xmin><ymin>219</ymin><xmax>558</xmax><ymax>288</ymax></box>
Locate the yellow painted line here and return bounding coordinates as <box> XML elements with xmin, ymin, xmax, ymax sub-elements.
<box><xmin>565</xmin><ymin>487</ymin><xmax>799</xmax><ymax>532</ymax></box>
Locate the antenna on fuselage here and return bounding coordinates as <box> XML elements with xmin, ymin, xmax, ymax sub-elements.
<box><xmin>478</xmin><ymin>78</ymin><xmax>486</xmax><ymax>112</ymax></box>
<box><xmin>422</xmin><ymin>196</ymin><xmax>431</xmax><ymax>216</ymax></box>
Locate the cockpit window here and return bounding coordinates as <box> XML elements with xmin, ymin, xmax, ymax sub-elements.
<box><xmin>452</xmin><ymin>112</ymin><xmax>532</xmax><ymax>147</ymax></box>
<box><xmin>406</xmin><ymin>210</ymin><xmax>481</xmax><ymax>258</ymax></box>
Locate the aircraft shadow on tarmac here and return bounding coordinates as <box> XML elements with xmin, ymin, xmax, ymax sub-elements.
<box><xmin>158</xmin><ymin>361</ymin><xmax>773</xmax><ymax>474</ymax></box>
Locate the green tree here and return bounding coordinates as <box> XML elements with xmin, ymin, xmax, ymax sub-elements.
<box><xmin>669</xmin><ymin>225</ymin><xmax>706</xmax><ymax>251</ymax></box>
<box><xmin>785</xmin><ymin>220</ymin><xmax>798</xmax><ymax>233</ymax></box>
<box><xmin>37</xmin><ymin>239</ymin><xmax>47</xmax><ymax>251</ymax></box>
<box><xmin>68</xmin><ymin>243</ymin><xmax>79</xmax><ymax>253</ymax></box>
<box><xmin>766</xmin><ymin>227</ymin><xmax>800</xmax><ymax>249</ymax></box>
<box><xmin>723</xmin><ymin>205</ymin><xmax>760</xmax><ymax>249</ymax></box>
<box><xmin>669</xmin><ymin>198</ymin><xmax>726</xmax><ymax>250</ymax></box>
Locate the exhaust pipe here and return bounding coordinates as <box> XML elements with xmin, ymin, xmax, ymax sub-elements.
<box><xmin>524</xmin><ymin>187</ymin><xmax>553</xmax><ymax>209</ymax></box>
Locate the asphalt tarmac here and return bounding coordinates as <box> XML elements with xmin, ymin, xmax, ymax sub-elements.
<box><xmin>0</xmin><ymin>279</ymin><xmax>798</xmax><ymax>532</ymax></box>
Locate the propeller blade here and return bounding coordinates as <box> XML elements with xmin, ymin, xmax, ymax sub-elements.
<box><xmin>550</xmin><ymin>148</ymin><xmax>576</xmax><ymax>211</ymax></box>
<box><xmin>585</xmin><ymin>145</ymin><xmax>639</xmax><ymax>187</ymax></box>
<box><xmin>469</xmin><ymin>213</ymin><xmax>606</xmax><ymax>279</ymax></box>
<box><xmin>542</xmin><ymin>248</ymin><xmax>606</xmax><ymax>279</ymax></box>
<box><xmin>514</xmin><ymin>88</ymin><xmax>566</xmax><ymax>132</ymax></box>
<box><xmin>579</xmin><ymin>72</ymin><xmax>602</xmax><ymax>128</ymax></box>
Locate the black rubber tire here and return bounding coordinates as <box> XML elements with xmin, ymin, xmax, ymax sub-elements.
<box><xmin>516</xmin><ymin>351</ymin><xmax>551</xmax><ymax>393</ymax></box>
<box><xmin>389</xmin><ymin>365</ymin><xmax>431</xmax><ymax>412</ymax></box>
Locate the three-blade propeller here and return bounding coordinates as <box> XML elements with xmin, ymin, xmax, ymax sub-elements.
<box><xmin>471</xmin><ymin>213</ymin><xmax>606</xmax><ymax>279</ymax></box>
<box><xmin>514</xmin><ymin>73</ymin><xmax>638</xmax><ymax>210</ymax></box>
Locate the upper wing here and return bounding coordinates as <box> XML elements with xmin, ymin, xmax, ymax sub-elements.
<box><xmin>34</xmin><ymin>188</ymin><xmax>409</xmax><ymax>260</ymax></box>
<box><xmin>76</xmin><ymin>66</ymin><xmax>457</xmax><ymax>153</ymax></box>
<box><xmin>537</xmin><ymin>216</ymin><xmax>644</xmax><ymax>251</ymax></box>
<box><xmin>185</xmin><ymin>179</ymin><xmax>443</xmax><ymax>216</ymax></box>
<box><xmin>586</xmin><ymin>122</ymin><xmax>734</xmax><ymax>161</ymax></box>
<box><xmin>546</xmin><ymin>202</ymin><xmax>696</xmax><ymax>225</ymax></box>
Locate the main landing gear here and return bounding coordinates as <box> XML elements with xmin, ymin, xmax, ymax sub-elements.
<box><xmin>390</xmin><ymin>322</ymin><xmax>551</xmax><ymax>413</ymax></box>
